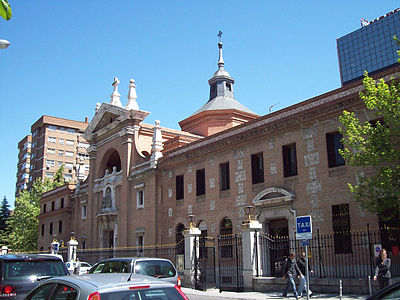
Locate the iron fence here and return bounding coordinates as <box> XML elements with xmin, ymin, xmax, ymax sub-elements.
<box><xmin>257</xmin><ymin>227</ymin><xmax>400</xmax><ymax>278</ymax></box>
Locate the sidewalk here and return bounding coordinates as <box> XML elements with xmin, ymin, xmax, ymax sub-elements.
<box><xmin>181</xmin><ymin>287</ymin><xmax>367</xmax><ymax>300</ymax></box>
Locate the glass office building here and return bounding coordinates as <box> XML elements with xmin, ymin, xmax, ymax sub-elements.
<box><xmin>337</xmin><ymin>8</ymin><xmax>400</xmax><ymax>86</ymax></box>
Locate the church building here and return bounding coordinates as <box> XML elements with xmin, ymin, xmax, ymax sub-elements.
<box><xmin>37</xmin><ymin>40</ymin><xmax>398</xmax><ymax>255</ymax></box>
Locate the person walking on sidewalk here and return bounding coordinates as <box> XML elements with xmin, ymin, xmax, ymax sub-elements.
<box><xmin>374</xmin><ymin>248</ymin><xmax>391</xmax><ymax>290</ymax></box>
<box><xmin>297</xmin><ymin>252</ymin><xmax>313</xmax><ymax>297</ymax></box>
<box><xmin>282</xmin><ymin>251</ymin><xmax>302</xmax><ymax>299</ymax></box>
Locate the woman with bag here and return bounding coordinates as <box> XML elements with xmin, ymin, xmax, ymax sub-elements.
<box><xmin>374</xmin><ymin>249</ymin><xmax>391</xmax><ymax>289</ymax></box>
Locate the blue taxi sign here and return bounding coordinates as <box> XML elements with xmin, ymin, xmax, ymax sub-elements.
<box><xmin>296</xmin><ymin>215</ymin><xmax>312</xmax><ymax>240</ymax></box>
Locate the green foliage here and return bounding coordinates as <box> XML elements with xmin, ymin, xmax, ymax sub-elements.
<box><xmin>339</xmin><ymin>69</ymin><xmax>400</xmax><ymax>216</ymax></box>
<box><xmin>0</xmin><ymin>0</ymin><xmax>11</xmax><ymax>21</ymax></box>
<box><xmin>8</xmin><ymin>168</ymin><xmax>66</xmax><ymax>252</ymax></box>
<box><xmin>0</xmin><ymin>196</ymin><xmax>11</xmax><ymax>247</ymax></box>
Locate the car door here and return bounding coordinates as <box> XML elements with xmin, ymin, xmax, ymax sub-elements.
<box><xmin>26</xmin><ymin>283</ymin><xmax>57</xmax><ymax>300</ymax></box>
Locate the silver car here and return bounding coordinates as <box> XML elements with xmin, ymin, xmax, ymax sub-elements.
<box><xmin>88</xmin><ymin>257</ymin><xmax>181</xmax><ymax>287</ymax></box>
<box><xmin>25</xmin><ymin>273</ymin><xmax>189</xmax><ymax>300</ymax></box>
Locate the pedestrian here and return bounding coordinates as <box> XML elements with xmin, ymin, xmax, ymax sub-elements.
<box><xmin>374</xmin><ymin>249</ymin><xmax>391</xmax><ymax>289</ymax></box>
<box><xmin>297</xmin><ymin>252</ymin><xmax>313</xmax><ymax>297</ymax></box>
<box><xmin>74</xmin><ymin>258</ymin><xmax>81</xmax><ymax>275</ymax></box>
<box><xmin>282</xmin><ymin>251</ymin><xmax>302</xmax><ymax>299</ymax></box>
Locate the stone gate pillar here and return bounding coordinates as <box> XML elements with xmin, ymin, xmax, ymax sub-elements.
<box><xmin>67</xmin><ymin>237</ymin><xmax>78</xmax><ymax>262</ymax></box>
<box><xmin>183</xmin><ymin>224</ymin><xmax>201</xmax><ymax>288</ymax></box>
<box><xmin>241</xmin><ymin>218</ymin><xmax>262</xmax><ymax>290</ymax></box>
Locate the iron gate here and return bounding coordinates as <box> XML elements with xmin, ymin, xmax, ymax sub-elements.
<box><xmin>218</xmin><ymin>234</ymin><xmax>243</xmax><ymax>292</ymax></box>
<box><xmin>194</xmin><ymin>236</ymin><xmax>216</xmax><ymax>290</ymax></box>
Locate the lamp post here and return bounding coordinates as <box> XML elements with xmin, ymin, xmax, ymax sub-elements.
<box><xmin>244</xmin><ymin>205</ymin><xmax>255</xmax><ymax>223</ymax></box>
<box><xmin>187</xmin><ymin>214</ymin><xmax>195</xmax><ymax>229</ymax></box>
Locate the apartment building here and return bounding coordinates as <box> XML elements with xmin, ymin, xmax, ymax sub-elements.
<box><xmin>16</xmin><ymin>116</ymin><xmax>90</xmax><ymax>196</ymax></box>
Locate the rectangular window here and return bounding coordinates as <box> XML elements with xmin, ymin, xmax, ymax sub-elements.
<box><xmin>58</xmin><ymin>161</ymin><xmax>63</xmax><ymax>167</ymax></box>
<box><xmin>49</xmin><ymin>222</ymin><xmax>53</xmax><ymax>235</ymax></box>
<box><xmin>41</xmin><ymin>224</ymin><xmax>44</xmax><ymax>236</ymax></box>
<box><xmin>65</xmin><ymin>151</ymin><xmax>74</xmax><ymax>157</ymax></box>
<box><xmin>47</xmin><ymin>136</ymin><xmax>56</xmax><ymax>143</ymax></box>
<box><xmin>59</xmin><ymin>138</ymin><xmax>64</xmax><ymax>145</ymax></box>
<box><xmin>326</xmin><ymin>132</ymin><xmax>345</xmax><ymax>168</ymax></box>
<box><xmin>46</xmin><ymin>172</ymin><xmax>54</xmax><ymax>179</ymax></box>
<box><xmin>58</xmin><ymin>220</ymin><xmax>62</xmax><ymax>234</ymax></box>
<box><xmin>65</xmin><ymin>162</ymin><xmax>73</xmax><ymax>169</ymax></box>
<box><xmin>58</xmin><ymin>150</ymin><xmax>64</xmax><ymax>156</ymax></box>
<box><xmin>43</xmin><ymin>204</ymin><xmax>47</xmax><ymax>214</ymax></box>
<box><xmin>66</xmin><ymin>139</ymin><xmax>74</xmax><ymax>146</ymax></box>
<box><xmin>251</xmin><ymin>153</ymin><xmax>264</xmax><ymax>184</ymax></box>
<box><xmin>219</xmin><ymin>162</ymin><xmax>230</xmax><ymax>191</ymax></box>
<box><xmin>196</xmin><ymin>169</ymin><xmax>206</xmax><ymax>196</ymax></box>
<box><xmin>282</xmin><ymin>143</ymin><xmax>298</xmax><ymax>177</ymax></box>
<box><xmin>176</xmin><ymin>175</ymin><xmax>184</xmax><ymax>200</ymax></box>
<box><xmin>60</xmin><ymin>198</ymin><xmax>64</xmax><ymax>209</ymax></box>
<box><xmin>82</xmin><ymin>205</ymin><xmax>87</xmax><ymax>219</ymax></box>
<box><xmin>332</xmin><ymin>204</ymin><xmax>352</xmax><ymax>254</ymax></box>
<box><xmin>46</xmin><ymin>148</ymin><xmax>56</xmax><ymax>155</ymax></box>
<box><xmin>46</xmin><ymin>160</ymin><xmax>55</xmax><ymax>167</ymax></box>
<box><xmin>51</xmin><ymin>201</ymin><xmax>55</xmax><ymax>211</ymax></box>
<box><xmin>48</xmin><ymin>125</ymin><xmax>57</xmax><ymax>131</ymax></box>
<box><xmin>137</xmin><ymin>190</ymin><xmax>144</xmax><ymax>208</ymax></box>
<box><xmin>67</xmin><ymin>128</ymin><xmax>75</xmax><ymax>134</ymax></box>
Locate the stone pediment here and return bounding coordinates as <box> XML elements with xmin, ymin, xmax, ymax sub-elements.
<box><xmin>253</xmin><ymin>187</ymin><xmax>295</xmax><ymax>207</ymax></box>
<box><xmin>83</xmin><ymin>103</ymin><xmax>127</xmax><ymax>140</ymax></box>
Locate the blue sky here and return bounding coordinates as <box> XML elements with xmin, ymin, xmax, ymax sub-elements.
<box><xmin>1</xmin><ymin>1</ymin><xmax>399</xmax><ymax>207</ymax></box>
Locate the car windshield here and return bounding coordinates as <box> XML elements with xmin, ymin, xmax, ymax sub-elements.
<box><xmin>101</xmin><ymin>287</ymin><xmax>184</xmax><ymax>300</ymax></box>
<box><xmin>4</xmin><ymin>260</ymin><xmax>67</xmax><ymax>280</ymax></box>
<box><xmin>134</xmin><ymin>260</ymin><xmax>176</xmax><ymax>278</ymax></box>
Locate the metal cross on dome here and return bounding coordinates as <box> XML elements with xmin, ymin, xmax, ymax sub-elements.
<box><xmin>217</xmin><ymin>30</ymin><xmax>223</xmax><ymax>42</ymax></box>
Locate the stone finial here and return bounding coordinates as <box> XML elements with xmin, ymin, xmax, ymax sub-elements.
<box><xmin>95</xmin><ymin>102</ymin><xmax>101</xmax><ymax>113</ymax></box>
<box><xmin>110</xmin><ymin>77</ymin><xmax>122</xmax><ymax>107</ymax></box>
<box><xmin>150</xmin><ymin>120</ymin><xmax>163</xmax><ymax>168</ymax></box>
<box><xmin>126</xmin><ymin>79</ymin><xmax>139</xmax><ymax>110</ymax></box>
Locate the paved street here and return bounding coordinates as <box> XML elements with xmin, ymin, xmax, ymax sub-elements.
<box><xmin>182</xmin><ymin>288</ymin><xmax>367</xmax><ymax>300</ymax></box>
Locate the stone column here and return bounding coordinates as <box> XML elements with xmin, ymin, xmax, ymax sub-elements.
<box><xmin>241</xmin><ymin>219</ymin><xmax>262</xmax><ymax>290</ymax></box>
<box><xmin>183</xmin><ymin>226</ymin><xmax>201</xmax><ymax>288</ymax></box>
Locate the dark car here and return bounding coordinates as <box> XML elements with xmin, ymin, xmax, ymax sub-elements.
<box><xmin>88</xmin><ymin>257</ymin><xmax>180</xmax><ymax>287</ymax></box>
<box><xmin>0</xmin><ymin>254</ymin><xmax>68</xmax><ymax>299</ymax></box>
<box><xmin>25</xmin><ymin>273</ymin><xmax>189</xmax><ymax>300</ymax></box>
<box><xmin>366</xmin><ymin>281</ymin><xmax>400</xmax><ymax>300</ymax></box>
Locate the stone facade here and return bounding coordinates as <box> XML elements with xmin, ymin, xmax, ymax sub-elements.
<box><xmin>37</xmin><ymin>48</ymin><xmax>400</xmax><ymax>252</ymax></box>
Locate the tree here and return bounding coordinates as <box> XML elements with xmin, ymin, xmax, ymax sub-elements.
<box><xmin>8</xmin><ymin>168</ymin><xmax>66</xmax><ymax>252</ymax></box>
<box><xmin>0</xmin><ymin>196</ymin><xmax>11</xmax><ymax>246</ymax></box>
<box><xmin>339</xmin><ymin>52</ymin><xmax>400</xmax><ymax>216</ymax></box>
<box><xmin>0</xmin><ymin>0</ymin><xmax>11</xmax><ymax>21</ymax></box>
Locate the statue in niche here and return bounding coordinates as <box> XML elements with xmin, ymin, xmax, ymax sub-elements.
<box><xmin>102</xmin><ymin>187</ymin><xmax>112</xmax><ymax>209</ymax></box>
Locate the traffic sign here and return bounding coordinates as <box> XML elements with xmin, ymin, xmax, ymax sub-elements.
<box><xmin>296</xmin><ymin>215</ymin><xmax>312</xmax><ymax>240</ymax></box>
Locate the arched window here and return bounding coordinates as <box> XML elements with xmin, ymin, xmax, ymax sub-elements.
<box><xmin>176</xmin><ymin>223</ymin><xmax>185</xmax><ymax>255</ymax></box>
<box><xmin>220</xmin><ymin>218</ymin><xmax>233</xmax><ymax>235</ymax></box>
<box><xmin>220</xmin><ymin>218</ymin><xmax>233</xmax><ymax>258</ymax></box>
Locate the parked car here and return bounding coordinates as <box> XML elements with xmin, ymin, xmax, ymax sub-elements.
<box><xmin>25</xmin><ymin>273</ymin><xmax>189</xmax><ymax>300</ymax></box>
<box><xmin>0</xmin><ymin>254</ymin><xmax>68</xmax><ymax>299</ymax></box>
<box><xmin>88</xmin><ymin>257</ymin><xmax>181</xmax><ymax>287</ymax></box>
<box><xmin>366</xmin><ymin>281</ymin><xmax>400</xmax><ymax>300</ymax></box>
<box><xmin>65</xmin><ymin>261</ymin><xmax>92</xmax><ymax>275</ymax></box>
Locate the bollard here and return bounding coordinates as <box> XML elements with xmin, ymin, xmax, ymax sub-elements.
<box><xmin>368</xmin><ymin>275</ymin><xmax>372</xmax><ymax>296</ymax></box>
<box><xmin>339</xmin><ymin>279</ymin><xmax>342</xmax><ymax>300</ymax></box>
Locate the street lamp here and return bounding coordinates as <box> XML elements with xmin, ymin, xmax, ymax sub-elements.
<box><xmin>0</xmin><ymin>40</ymin><xmax>10</xmax><ymax>49</ymax></box>
<box><xmin>244</xmin><ymin>205</ymin><xmax>255</xmax><ymax>222</ymax></box>
<box><xmin>187</xmin><ymin>214</ymin><xmax>195</xmax><ymax>229</ymax></box>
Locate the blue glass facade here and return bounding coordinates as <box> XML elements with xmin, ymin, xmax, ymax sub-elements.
<box><xmin>337</xmin><ymin>9</ymin><xmax>400</xmax><ymax>85</ymax></box>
